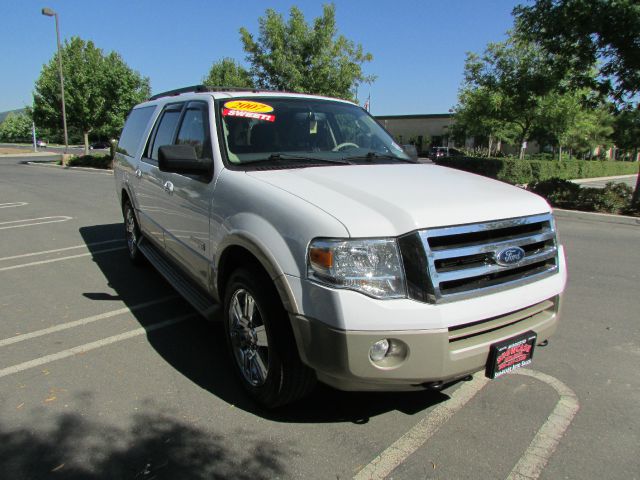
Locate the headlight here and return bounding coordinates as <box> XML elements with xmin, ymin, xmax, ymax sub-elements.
<box><xmin>307</xmin><ymin>238</ymin><xmax>406</xmax><ymax>299</ymax></box>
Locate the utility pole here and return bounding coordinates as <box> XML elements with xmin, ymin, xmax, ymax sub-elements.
<box><xmin>32</xmin><ymin>121</ymin><xmax>37</xmax><ymax>152</ymax></box>
<box><xmin>42</xmin><ymin>7</ymin><xmax>68</xmax><ymax>153</ymax></box>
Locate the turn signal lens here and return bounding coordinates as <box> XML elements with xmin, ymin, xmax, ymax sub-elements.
<box><xmin>309</xmin><ymin>247</ymin><xmax>333</xmax><ymax>270</ymax></box>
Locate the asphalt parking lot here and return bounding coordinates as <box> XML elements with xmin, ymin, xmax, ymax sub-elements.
<box><xmin>0</xmin><ymin>154</ymin><xmax>638</xmax><ymax>479</ymax></box>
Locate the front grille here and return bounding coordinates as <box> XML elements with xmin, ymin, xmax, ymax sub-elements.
<box><xmin>400</xmin><ymin>213</ymin><xmax>559</xmax><ymax>303</ymax></box>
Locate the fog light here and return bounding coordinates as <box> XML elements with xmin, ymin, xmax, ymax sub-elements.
<box><xmin>369</xmin><ymin>339</ymin><xmax>390</xmax><ymax>362</ymax></box>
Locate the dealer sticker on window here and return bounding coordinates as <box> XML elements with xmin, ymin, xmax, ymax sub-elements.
<box><xmin>222</xmin><ymin>100</ymin><xmax>276</xmax><ymax>122</ymax></box>
<box><xmin>485</xmin><ymin>330</ymin><xmax>537</xmax><ymax>379</ymax></box>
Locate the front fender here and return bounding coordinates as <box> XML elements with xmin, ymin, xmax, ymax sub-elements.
<box><xmin>214</xmin><ymin>213</ymin><xmax>302</xmax><ymax>313</ymax></box>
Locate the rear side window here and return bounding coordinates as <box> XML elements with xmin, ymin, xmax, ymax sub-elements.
<box><xmin>117</xmin><ymin>106</ymin><xmax>155</xmax><ymax>157</ymax></box>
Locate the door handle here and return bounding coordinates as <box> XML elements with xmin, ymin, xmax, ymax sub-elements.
<box><xmin>163</xmin><ymin>181</ymin><xmax>174</xmax><ymax>194</ymax></box>
<box><xmin>135</xmin><ymin>168</ymin><xmax>142</xmax><ymax>179</ymax></box>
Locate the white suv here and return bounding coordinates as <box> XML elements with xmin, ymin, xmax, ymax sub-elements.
<box><xmin>114</xmin><ymin>86</ymin><xmax>566</xmax><ymax>407</ymax></box>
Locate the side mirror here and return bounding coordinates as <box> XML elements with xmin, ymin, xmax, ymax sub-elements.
<box><xmin>158</xmin><ymin>145</ymin><xmax>211</xmax><ymax>175</ymax></box>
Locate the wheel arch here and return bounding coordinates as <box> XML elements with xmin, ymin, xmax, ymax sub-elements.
<box><xmin>215</xmin><ymin>235</ymin><xmax>299</xmax><ymax>315</ymax></box>
<box><xmin>120</xmin><ymin>185</ymin><xmax>136</xmax><ymax>213</ymax></box>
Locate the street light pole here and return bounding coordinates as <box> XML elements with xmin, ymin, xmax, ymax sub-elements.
<box><xmin>42</xmin><ymin>7</ymin><xmax>68</xmax><ymax>153</ymax></box>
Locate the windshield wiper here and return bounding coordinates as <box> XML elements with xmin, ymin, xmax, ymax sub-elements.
<box><xmin>268</xmin><ymin>153</ymin><xmax>352</xmax><ymax>164</ymax></box>
<box><xmin>242</xmin><ymin>153</ymin><xmax>351</xmax><ymax>166</ymax></box>
<box><xmin>342</xmin><ymin>151</ymin><xmax>416</xmax><ymax>163</ymax></box>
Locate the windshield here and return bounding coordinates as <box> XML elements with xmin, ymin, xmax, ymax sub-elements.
<box><xmin>217</xmin><ymin>97</ymin><xmax>410</xmax><ymax>166</ymax></box>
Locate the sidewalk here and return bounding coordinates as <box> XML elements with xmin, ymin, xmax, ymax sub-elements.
<box><xmin>571</xmin><ymin>173</ymin><xmax>638</xmax><ymax>184</ymax></box>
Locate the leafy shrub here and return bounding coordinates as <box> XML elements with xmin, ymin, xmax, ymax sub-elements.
<box><xmin>529</xmin><ymin>178</ymin><xmax>635</xmax><ymax>215</ymax></box>
<box><xmin>436</xmin><ymin>157</ymin><xmax>638</xmax><ymax>184</ymax></box>
<box><xmin>529</xmin><ymin>178</ymin><xmax>581</xmax><ymax>208</ymax></box>
<box><xmin>578</xmin><ymin>182</ymin><xmax>633</xmax><ymax>213</ymax></box>
<box><xmin>66</xmin><ymin>154</ymin><xmax>112</xmax><ymax>169</ymax></box>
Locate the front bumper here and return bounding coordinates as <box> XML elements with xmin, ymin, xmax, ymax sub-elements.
<box><xmin>290</xmin><ymin>295</ymin><xmax>561</xmax><ymax>391</ymax></box>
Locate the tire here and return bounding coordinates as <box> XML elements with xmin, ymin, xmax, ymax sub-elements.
<box><xmin>123</xmin><ymin>200</ymin><xmax>144</xmax><ymax>265</ymax></box>
<box><xmin>223</xmin><ymin>266</ymin><xmax>316</xmax><ymax>408</ymax></box>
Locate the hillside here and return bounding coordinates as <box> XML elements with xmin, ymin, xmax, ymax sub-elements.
<box><xmin>0</xmin><ymin>108</ymin><xmax>26</xmax><ymax>124</ymax></box>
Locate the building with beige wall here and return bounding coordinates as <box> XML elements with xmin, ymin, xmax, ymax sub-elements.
<box><xmin>376</xmin><ymin>113</ymin><xmax>542</xmax><ymax>156</ymax></box>
<box><xmin>376</xmin><ymin>113</ymin><xmax>455</xmax><ymax>154</ymax></box>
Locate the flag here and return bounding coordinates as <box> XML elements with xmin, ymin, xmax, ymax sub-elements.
<box><xmin>363</xmin><ymin>94</ymin><xmax>370</xmax><ymax>112</ymax></box>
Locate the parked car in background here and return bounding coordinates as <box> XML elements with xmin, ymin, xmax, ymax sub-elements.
<box><xmin>429</xmin><ymin>146</ymin><xmax>464</xmax><ymax>159</ymax></box>
<box><xmin>36</xmin><ymin>139</ymin><xmax>47</xmax><ymax>147</ymax></box>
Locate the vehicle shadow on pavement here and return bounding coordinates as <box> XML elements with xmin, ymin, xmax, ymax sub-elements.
<box><xmin>80</xmin><ymin>224</ymin><xmax>451</xmax><ymax>423</ymax></box>
<box><xmin>0</xmin><ymin>405</ymin><xmax>289</xmax><ymax>479</ymax></box>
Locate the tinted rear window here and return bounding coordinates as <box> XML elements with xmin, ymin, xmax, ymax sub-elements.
<box><xmin>117</xmin><ymin>106</ymin><xmax>156</xmax><ymax>157</ymax></box>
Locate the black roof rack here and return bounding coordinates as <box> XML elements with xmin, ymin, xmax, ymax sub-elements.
<box><xmin>148</xmin><ymin>84</ymin><xmax>285</xmax><ymax>101</ymax></box>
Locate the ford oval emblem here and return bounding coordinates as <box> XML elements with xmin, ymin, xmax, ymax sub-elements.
<box><xmin>496</xmin><ymin>246</ymin><xmax>525</xmax><ymax>266</ymax></box>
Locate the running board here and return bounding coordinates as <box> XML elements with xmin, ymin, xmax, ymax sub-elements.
<box><xmin>138</xmin><ymin>239</ymin><xmax>220</xmax><ymax>321</ymax></box>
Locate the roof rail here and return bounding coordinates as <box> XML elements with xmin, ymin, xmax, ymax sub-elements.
<box><xmin>148</xmin><ymin>84</ymin><xmax>284</xmax><ymax>101</ymax></box>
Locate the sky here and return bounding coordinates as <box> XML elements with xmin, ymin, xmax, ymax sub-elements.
<box><xmin>0</xmin><ymin>0</ymin><xmax>524</xmax><ymax>116</ymax></box>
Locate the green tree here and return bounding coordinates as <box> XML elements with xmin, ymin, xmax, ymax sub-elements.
<box><xmin>459</xmin><ymin>39</ymin><xmax>560</xmax><ymax>158</ymax></box>
<box><xmin>514</xmin><ymin>0</ymin><xmax>640</xmax><ymax>206</ymax></box>
<box><xmin>514</xmin><ymin>0</ymin><xmax>640</xmax><ymax>104</ymax></box>
<box><xmin>99</xmin><ymin>51</ymin><xmax>151</xmax><ymax>139</ymax></box>
<box><xmin>0</xmin><ymin>112</ymin><xmax>32</xmax><ymax>143</ymax></box>
<box><xmin>203</xmin><ymin>58</ymin><xmax>254</xmax><ymax>89</ymax></box>
<box><xmin>33</xmin><ymin>37</ymin><xmax>149</xmax><ymax>154</ymax></box>
<box><xmin>564</xmin><ymin>105</ymin><xmax>614</xmax><ymax>158</ymax></box>
<box><xmin>534</xmin><ymin>89</ymin><xmax>613</xmax><ymax>160</ymax></box>
<box><xmin>612</xmin><ymin>107</ymin><xmax>640</xmax><ymax>207</ymax></box>
<box><xmin>453</xmin><ymin>84</ymin><xmax>519</xmax><ymax>156</ymax></box>
<box><xmin>240</xmin><ymin>4</ymin><xmax>374</xmax><ymax>99</ymax></box>
<box><xmin>613</xmin><ymin>108</ymin><xmax>640</xmax><ymax>155</ymax></box>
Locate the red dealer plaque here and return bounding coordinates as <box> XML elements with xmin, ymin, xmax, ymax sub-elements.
<box><xmin>486</xmin><ymin>331</ymin><xmax>537</xmax><ymax>379</ymax></box>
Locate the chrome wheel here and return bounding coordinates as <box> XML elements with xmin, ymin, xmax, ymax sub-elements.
<box><xmin>125</xmin><ymin>206</ymin><xmax>138</xmax><ymax>256</ymax></box>
<box><xmin>228</xmin><ymin>288</ymin><xmax>269</xmax><ymax>387</ymax></box>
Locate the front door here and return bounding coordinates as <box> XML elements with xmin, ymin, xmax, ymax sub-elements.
<box><xmin>137</xmin><ymin>103</ymin><xmax>185</xmax><ymax>248</ymax></box>
<box><xmin>153</xmin><ymin>101</ymin><xmax>214</xmax><ymax>291</ymax></box>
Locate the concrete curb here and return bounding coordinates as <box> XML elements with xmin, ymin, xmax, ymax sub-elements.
<box><xmin>26</xmin><ymin>161</ymin><xmax>113</xmax><ymax>174</ymax></box>
<box><xmin>554</xmin><ymin>208</ymin><xmax>640</xmax><ymax>226</ymax></box>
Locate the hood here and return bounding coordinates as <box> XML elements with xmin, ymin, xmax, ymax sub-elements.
<box><xmin>246</xmin><ymin>164</ymin><xmax>551</xmax><ymax>237</ymax></box>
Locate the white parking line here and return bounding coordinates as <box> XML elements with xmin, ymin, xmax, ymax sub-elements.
<box><xmin>0</xmin><ymin>314</ymin><xmax>195</xmax><ymax>379</ymax></box>
<box><xmin>0</xmin><ymin>296</ymin><xmax>177</xmax><ymax>347</ymax></box>
<box><xmin>353</xmin><ymin>370</ymin><xmax>579</xmax><ymax>480</ymax></box>
<box><xmin>0</xmin><ymin>239</ymin><xmax>122</xmax><ymax>262</ymax></box>
<box><xmin>507</xmin><ymin>369</ymin><xmax>580</xmax><ymax>480</ymax></box>
<box><xmin>0</xmin><ymin>202</ymin><xmax>28</xmax><ymax>209</ymax></box>
<box><xmin>353</xmin><ymin>375</ymin><xmax>490</xmax><ymax>480</ymax></box>
<box><xmin>0</xmin><ymin>246</ymin><xmax>126</xmax><ymax>271</ymax></box>
<box><xmin>0</xmin><ymin>216</ymin><xmax>72</xmax><ymax>230</ymax></box>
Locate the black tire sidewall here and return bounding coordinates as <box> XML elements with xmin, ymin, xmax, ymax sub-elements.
<box><xmin>123</xmin><ymin>201</ymin><xmax>142</xmax><ymax>263</ymax></box>
<box><xmin>223</xmin><ymin>267</ymin><xmax>287</xmax><ymax>407</ymax></box>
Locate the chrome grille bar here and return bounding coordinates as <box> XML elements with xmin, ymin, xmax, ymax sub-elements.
<box><xmin>431</xmin><ymin>230</ymin><xmax>556</xmax><ymax>260</ymax></box>
<box><xmin>436</xmin><ymin>247</ymin><xmax>558</xmax><ymax>282</ymax></box>
<box><xmin>414</xmin><ymin>213</ymin><xmax>559</xmax><ymax>303</ymax></box>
